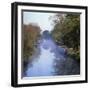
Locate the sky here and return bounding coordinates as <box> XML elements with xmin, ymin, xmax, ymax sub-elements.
<box><xmin>23</xmin><ymin>11</ymin><xmax>56</xmax><ymax>32</ymax></box>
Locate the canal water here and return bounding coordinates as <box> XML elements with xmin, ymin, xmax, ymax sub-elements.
<box><xmin>24</xmin><ymin>32</ymin><xmax>80</xmax><ymax>77</ymax></box>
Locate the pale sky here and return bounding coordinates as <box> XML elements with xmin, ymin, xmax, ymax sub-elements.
<box><xmin>23</xmin><ymin>11</ymin><xmax>56</xmax><ymax>32</ymax></box>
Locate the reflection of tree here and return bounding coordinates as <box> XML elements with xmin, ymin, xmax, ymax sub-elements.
<box><xmin>54</xmin><ymin>57</ymin><xmax>80</xmax><ymax>75</ymax></box>
<box><xmin>22</xmin><ymin>23</ymin><xmax>41</xmax><ymax>75</ymax></box>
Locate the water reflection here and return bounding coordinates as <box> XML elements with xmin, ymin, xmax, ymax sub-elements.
<box><xmin>26</xmin><ymin>46</ymin><xmax>56</xmax><ymax>77</ymax></box>
<box><xmin>53</xmin><ymin>57</ymin><xmax>80</xmax><ymax>75</ymax></box>
<box><xmin>24</xmin><ymin>31</ymin><xmax>80</xmax><ymax>77</ymax></box>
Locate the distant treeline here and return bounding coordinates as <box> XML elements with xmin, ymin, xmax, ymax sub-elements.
<box><xmin>51</xmin><ymin>13</ymin><xmax>80</xmax><ymax>62</ymax></box>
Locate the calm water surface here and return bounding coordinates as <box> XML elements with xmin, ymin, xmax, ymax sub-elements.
<box><xmin>24</xmin><ymin>34</ymin><xmax>80</xmax><ymax>77</ymax></box>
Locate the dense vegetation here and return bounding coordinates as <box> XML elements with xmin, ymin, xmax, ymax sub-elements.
<box><xmin>23</xmin><ymin>24</ymin><xmax>41</xmax><ymax>71</ymax></box>
<box><xmin>51</xmin><ymin>13</ymin><xmax>80</xmax><ymax>62</ymax></box>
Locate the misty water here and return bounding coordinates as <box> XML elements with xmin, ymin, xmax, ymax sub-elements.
<box><xmin>24</xmin><ymin>31</ymin><xmax>80</xmax><ymax>77</ymax></box>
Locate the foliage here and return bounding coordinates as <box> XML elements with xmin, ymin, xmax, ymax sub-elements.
<box><xmin>23</xmin><ymin>24</ymin><xmax>41</xmax><ymax>67</ymax></box>
<box><xmin>51</xmin><ymin>13</ymin><xmax>80</xmax><ymax>61</ymax></box>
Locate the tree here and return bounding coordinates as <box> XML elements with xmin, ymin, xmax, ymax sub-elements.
<box><xmin>51</xmin><ymin>13</ymin><xmax>80</xmax><ymax>61</ymax></box>
<box><xmin>23</xmin><ymin>23</ymin><xmax>41</xmax><ymax>70</ymax></box>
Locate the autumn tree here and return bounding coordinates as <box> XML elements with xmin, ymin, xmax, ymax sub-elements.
<box><xmin>23</xmin><ymin>23</ymin><xmax>41</xmax><ymax>70</ymax></box>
